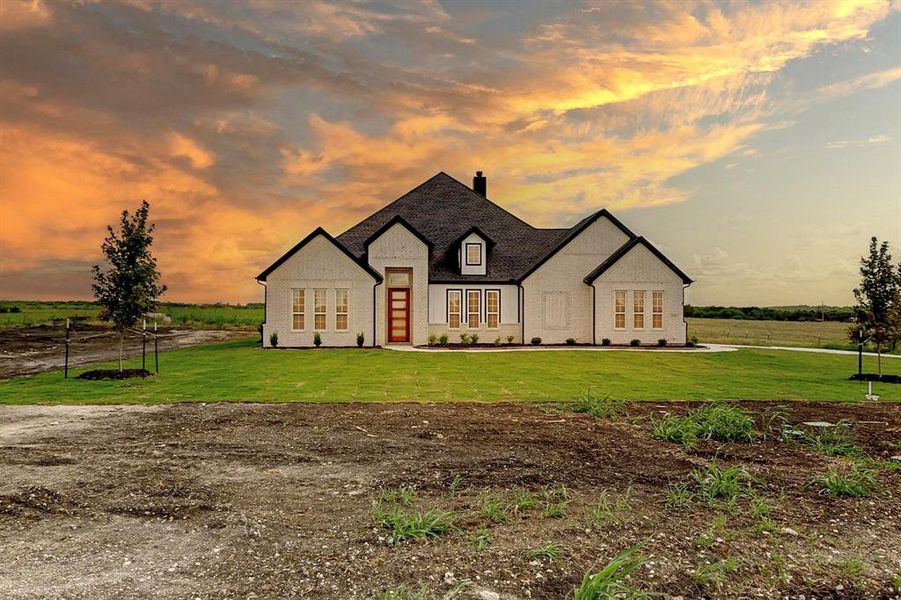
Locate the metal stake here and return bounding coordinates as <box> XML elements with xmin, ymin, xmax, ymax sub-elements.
<box><xmin>154</xmin><ymin>321</ymin><xmax>159</xmax><ymax>374</ymax></box>
<box><xmin>64</xmin><ymin>318</ymin><xmax>70</xmax><ymax>379</ymax></box>
<box><xmin>141</xmin><ymin>319</ymin><xmax>146</xmax><ymax>379</ymax></box>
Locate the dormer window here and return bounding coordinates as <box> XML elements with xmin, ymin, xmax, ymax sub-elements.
<box><xmin>466</xmin><ymin>243</ymin><xmax>482</xmax><ymax>266</ymax></box>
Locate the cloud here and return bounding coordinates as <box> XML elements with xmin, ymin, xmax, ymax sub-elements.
<box><xmin>826</xmin><ymin>133</ymin><xmax>892</xmax><ymax>148</ymax></box>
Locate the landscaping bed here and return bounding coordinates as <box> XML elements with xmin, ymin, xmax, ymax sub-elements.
<box><xmin>0</xmin><ymin>401</ymin><xmax>898</xmax><ymax>598</ymax></box>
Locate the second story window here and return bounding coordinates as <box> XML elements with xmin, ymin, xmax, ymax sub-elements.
<box><xmin>465</xmin><ymin>243</ymin><xmax>482</xmax><ymax>266</ymax></box>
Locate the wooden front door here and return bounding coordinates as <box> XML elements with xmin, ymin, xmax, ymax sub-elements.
<box><xmin>388</xmin><ymin>288</ymin><xmax>411</xmax><ymax>343</ymax></box>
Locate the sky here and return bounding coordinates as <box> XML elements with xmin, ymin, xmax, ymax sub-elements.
<box><xmin>0</xmin><ymin>0</ymin><xmax>899</xmax><ymax>306</ymax></box>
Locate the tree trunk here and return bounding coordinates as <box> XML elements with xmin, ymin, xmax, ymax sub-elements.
<box><xmin>119</xmin><ymin>330</ymin><xmax>124</xmax><ymax>372</ymax></box>
<box><xmin>877</xmin><ymin>346</ymin><xmax>882</xmax><ymax>376</ymax></box>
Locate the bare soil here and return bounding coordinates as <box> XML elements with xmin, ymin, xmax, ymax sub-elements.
<box><xmin>0</xmin><ymin>401</ymin><xmax>899</xmax><ymax>599</ymax></box>
<box><xmin>0</xmin><ymin>325</ymin><xmax>253</xmax><ymax>378</ymax></box>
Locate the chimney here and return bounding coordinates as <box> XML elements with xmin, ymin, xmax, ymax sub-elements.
<box><xmin>472</xmin><ymin>171</ymin><xmax>486</xmax><ymax>196</ymax></box>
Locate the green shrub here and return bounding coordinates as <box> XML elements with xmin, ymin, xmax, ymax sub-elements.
<box><xmin>356</xmin><ymin>332</ymin><xmax>365</xmax><ymax>348</ymax></box>
<box><xmin>428</xmin><ymin>334</ymin><xmax>437</xmax><ymax>347</ymax></box>
<box><xmin>573</xmin><ymin>389</ymin><xmax>625</xmax><ymax>419</ymax></box>
<box><xmin>571</xmin><ymin>547</ymin><xmax>648</xmax><ymax>599</ymax></box>
<box><xmin>373</xmin><ymin>506</ymin><xmax>456</xmax><ymax>542</ymax></box>
<box><xmin>470</xmin><ymin>333</ymin><xmax>479</xmax><ymax>344</ymax></box>
<box><xmin>815</xmin><ymin>467</ymin><xmax>878</xmax><ymax>498</ymax></box>
<box><xmin>690</xmin><ymin>461</ymin><xmax>749</xmax><ymax>503</ymax></box>
<box><xmin>530</xmin><ymin>337</ymin><xmax>542</xmax><ymax>345</ymax></box>
<box><xmin>439</xmin><ymin>333</ymin><xmax>448</xmax><ymax>346</ymax></box>
<box><xmin>565</xmin><ymin>337</ymin><xmax>577</xmax><ymax>345</ymax></box>
<box><xmin>690</xmin><ymin>335</ymin><xmax>699</xmax><ymax>345</ymax></box>
<box><xmin>601</xmin><ymin>337</ymin><xmax>611</xmax><ymax>346</ymax></box>
<box><xmin>269</xmin><ymin>331</ymin><xmax>278</xmax><ymax>348</ymax></box>
<box><xmin>630</xmin><ymin>339</ymin><xmax>641</xmax><ymax>347</ymax></box>
<box><xmin>506</xmin><ymin>335</ymin><xmax>515</xmax><ymax>344</ymax></box>
<box><xmin>657</xmin><ymin>338</ymin><xmax>667</xmax><ymax>347</ymax></box>
<box><xmin>313</xmin><ymin>331</ymin><xmax>322</xmax><ymax>347</ymax></box>
<box><xmin>459</xmin><ymin>333</ymin><xmax>471</xmax><ymax>346</ymax></box>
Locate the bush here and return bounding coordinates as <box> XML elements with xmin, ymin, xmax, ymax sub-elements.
<box><xmin>439</xmin><ymin>333</ymin><xmax>448</xmax><ymax>346</ymax></box>
<box><xmin>565</xmin><ymin>337</ymin><xmax>577</xmax><ymax>345</ymax></box>
<box><xmin>313</xmin><ymin>331</ymin><xmax>322</xmax><ymax>347</ymax></box>
<box><xmin>428</xmin><ymin>334</ymin><xmax>437</xmax><ymax>347</ymax></box>
<box><xmin>459</xmin><ymin>333</ymin><xmax>471</xmax><ymax>346</ymax></box>
<box><xmin>493</xmin><ymin>336</ymin><xmax>501</xmax><ymax>346</ymax></box>
<box><xmin>685</xmin><ymin>340</ymin><xmax>696</xmax><ymax>348</ymax></box>
<box><xmin>356</xmin><ymin>332</ymin><xmax>365</xmax><ymax>348</ymax></box>
<box><xmin>601</xmin><ymin>338</ymin><xmax>611</xmax><ymax>346</ymax></box>
<box><xmin>9</xmin><ymin>306</ymin><xmax>20</xmax><ymax>313</ymax></box>
<box><xmin>269</xmin><ymin>331</ymin><xmax>279</xmax><ymax>348</ymax></box>
<box><xmin>506</xmin><ymin>335</ymin><xmax>515</xmax><ymax>344</ymax></box>
<box><xmin>470</xmin><ymin>333</ymin><xmax>479</xmax><ymax>344</ymax></box>
<box><xmin>530</xmin><ymin>337</ymin><xmax>542</xmax><ymax>345</ymax></box>
<box><xmin>629</xmin><ymin>339</ymin><xmax>641</xmax><ymax>347</ymax></box>
<box><xmin>657</xmin><ymin>338</ymin><xmax>667</xmax><ymax>347</ymax></box>
<box><xmin>0</xmin><ymin>307</ymin><xmax>7</xmax><ymax>314</ymax></box>
<box><xmin>691</xmin><ymin>335</ymin><xmax>699</xmax><ymax>345</ymax></box>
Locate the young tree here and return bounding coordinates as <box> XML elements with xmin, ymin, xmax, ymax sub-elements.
<box><xmin>91</xmin><ymin>201</ymin><xmax>166</xmax><ymax>371</ymax></box>
<box><xmin>850</xmin><ymin>237</ymin><xmax>900</xmax><ymax>374</ymax></box>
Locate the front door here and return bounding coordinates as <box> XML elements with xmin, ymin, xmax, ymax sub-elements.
<box><xmin>388</xmin><ymin>288</ymin><xmax>411</xmax><ymax>343</ymax></box>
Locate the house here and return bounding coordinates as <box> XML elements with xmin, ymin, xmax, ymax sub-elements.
<box><xmin>256</xmin><ymin>172</ymin><xmax>692</xmax><ymax>347</ymax></box>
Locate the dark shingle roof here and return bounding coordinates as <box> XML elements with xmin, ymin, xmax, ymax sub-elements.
<box><xmin>337</xmin><ymin>172</ymin><xmax>574</xmax><ymax>282</ymax></box>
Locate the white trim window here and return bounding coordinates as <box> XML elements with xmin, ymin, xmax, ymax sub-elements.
<box><xmin>652</xmin><ymin>290</ymin><xmax>664</xmax><ymax>329</ymax></box>
<box><xmin>466</xmin><ymin>243</ymin><xmax>482</xmax><ymax>266</ymax></box>
<box><xmin>448</xmin><ymin>290</ymin><xmax>462</xmax><ymax>329</ymax></box>
<box><xmin>633</xmin><ymin>290</ymin><xmax>645</xmax><ymax>329</ymax></box>
<box><xmin>467</xmin><ymin>290</ymin><xmax>481</xmax><ymax>328</ymax></box>
<box><xmin>614</xmin><ymin>290</ymin><xmax>626</xmax><ymax>329</ymax></box>
<box><xmin>291</xmin><ymin>289</ymin><xmax>305</xmax><ymax>331</ymax></box>
<box><xmin>314</xmin><ymin>288</ymin><xmax>327</xmax><ymax>330</ymax></box>
<box><xmin>486</xmin><ymin>290</ymin><xmax>500</xmax><ymax>329</ymax></box>
<box><xmin>335</xmin><ymin>289</ymin><xmax>349</xmax><ymax>331</ymax></box>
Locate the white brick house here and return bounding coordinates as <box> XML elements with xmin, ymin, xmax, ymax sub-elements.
<box><xmin>257</xmin><ymin>172</ymin><xmax>692</xmax><ymax>347</ymax></box>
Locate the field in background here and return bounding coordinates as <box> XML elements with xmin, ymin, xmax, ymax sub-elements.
<box><xmin>1</xmin><ymin>338</ymin><xmax>898</xmax><ymax>403</ymax></box>
<box><xmin>0</xmin><ymin>300</ymin><xmax>262</xmax><ymax>329</ymax></box>
<box><xmin>687</xmin><ymin>317</ymin><xmax>857</xmax><ymax>350</ymax></box>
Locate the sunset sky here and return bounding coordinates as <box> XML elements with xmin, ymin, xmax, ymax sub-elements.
<box><xmin>1</xmin><ymin>0</ymin><xmax>899</xmax><ymax>306</ymax></box>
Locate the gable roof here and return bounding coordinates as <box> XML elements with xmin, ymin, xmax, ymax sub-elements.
<box><xmin>451</xmin><ymin>225</ymin><xmax>496</xmax><ymax>250</ymax></box>
<box><xmin>256</xmin><ymin>227</ymin><xmax>383</xmax><ymax>282</ymax></box>
<box><xmin>363</xmin><ymin>214</ymin><xmax>434</xmax><ymax>251</ymax></box>
<box><xmin>337</xmin><ymin>172</ymin><xmax>570</xmax><ymax>282</ymax></box>
<box><xmin>583</xmin><ymin>236</ymin><xmax>693</xmax><ymax>285</ymax></box>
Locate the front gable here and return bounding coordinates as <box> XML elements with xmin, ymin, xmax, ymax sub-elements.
<box><xmin>584</xmin><ymin>237</ymin><xmax>692</xmax><ymax>285</ymax></box>
<box><xmin>257</xmin><ymin>229</ymin><xmax>382</xmax><ymax>283</ymax></box>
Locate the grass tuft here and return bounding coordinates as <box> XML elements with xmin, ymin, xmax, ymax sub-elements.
<box><xmin>652</xmin><ymin>414</ymin><xmax>700</xmax><ymax>448</ymax></box>
<box><xmin>379</xmin><ymin>485</ymin><xmax>416</xmax><ymax>507</ymax></box>
<box><xmin>815</xmin><ymin>467</ymin><xmax>878</xmax><ymax>498</ymax></box>
<box><xmin>373</xmin><ymin>506</ymin><xmax>456</xmax><ymax>542</ymax></box>
<box><xmin>664</xmin><ymin>483</ymin><xmax>694</xmax><ymax>508</ymax></box>
<box><xmin>690</xmin><ymin>461</ymin><xmax>750</xmax><ymax>504</ymax></box>
<box><xmin>653</xmin><ymin>403</ymin><xmax>756</xmax><ymax>448</ymax></box>
<box><xmin>479</xmin><ymin>493</ymin><xmax>510</xmax><ymax>523</ymax></box>
<box><xmin>692</xmin><ymin>558</ymin><xmax>739</xmax><ymax>587</ymax></box>
<box><xmin>805</xmin><ymin>425</ymin><xmax>861</xmax><ymax>457</ymax></box>
<box><xmin>573</xmin><ymin>389</ymin><xmax>626</xmax><ymax>418</ymax></box>
<box><xmin>527</xmin><ymin>543</ymin><xmax>563</xmax><ymax>561</ymax></box>
<box><xmin>380</xmin><ymin>584</ymin><xmax>429</xmax><ymax>600</ymax></box>
<box><xmin>570</xmin><ymin>546</ymin><xmax>650</xmax><ymax>599</ymax></box>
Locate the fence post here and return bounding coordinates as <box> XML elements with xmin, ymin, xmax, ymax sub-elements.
<box><xmin>64</xmin><ymin>318</ymin><xmax>70</xmax><ymax>379</ymax></box>
<box><xmin>141</xmin><ymin>319</ymin><xmax>146</xmax><ymax>379</ymax></box>
<box><xmin>858</xmin><ymin>343</ymin><xmax>863</xmax><ymax>376</ymax></box>
<box><xmin>154</xmin><ymin>321</ymin><xmax>159</xmax><ymax>374</ymax></box>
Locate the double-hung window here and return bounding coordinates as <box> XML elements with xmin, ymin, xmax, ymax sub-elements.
<box><xmin>448</xmin><ymin>290</ymin><xmax>462</xmax><ymax>329</ymax></box>
<box><xmin>614</xmin><ymin>290</ymin><xmax>626</xmax><ymax>329</ymax></box>
<box><xmin>291</xmin><ymin>289</ymin><xmax>305</xmax><ymax>331</ymax></box>
<box><xmin>467</xmin><ymin>290</ymin><xmax>480</xmax><ymax>328</ymax></box>
<box><xmin>335</xmin><ymin>289</ymin><xmax>349</xmax><ymax>331</ymax></box>
<box><xmin>633</xmin><ymin>291</ymin><xmax>645</xmax><ymax>329</ymax></box>
<box><xmin>314</xmin><ymin>289</ymin><xmax>326</xmax><ymax>330</ymax></box>
<box><xmin>652</xmin><ymin>291</ymin><xmax>664</xmax><ymax>329</ymax></box>
<box><xmin>486</xmin><ymin>290</ymin><xmax>500</xmax><ymax>329</ymax></box>
<box><xmin>466</xmin><ymin>243</ymin><xmax>482</xmax><ymax>266</ymax></box>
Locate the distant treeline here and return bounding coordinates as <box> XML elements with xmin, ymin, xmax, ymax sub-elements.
<box><xmin>685</xmin><ymin>305</ymin><xmax>854</xmax><ymax>322</ymax></box>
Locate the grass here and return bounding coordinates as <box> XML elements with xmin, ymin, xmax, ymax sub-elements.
<box><xmin>4</xmin><ymin>337</ymin><xmax>901</xmax><ymax>404</ymax></box>
<box><xmin>479</xmin><ymin>493</ymin><xmax>510</xmax><ymax>523</ymax></box>
<box><xmin>690</xmin><ymin>461</ymin><xmax>750</xmax><ymax>504</ymax></box>
<box><xmin>588</xmin><ymin>488</ymin><xmax>632</xmax><ymax>525</ymax></box>
<box><xmin>814</xmin><ymin>467</ymin><xmax>878</xmax><ymax>498</ymax></box>
<box><xmin>379</xmin><ymin>486</ymin><xmax>416</xmax><ymax>507</ymax></box>
<box><xmin>0</xmin><ymin>300</ymin><xmax>263</xmax><ymax>329</ymax></box>
<box><xmin>804</xmin><ymin>425</ymin><xmax>861</xmax><ymax>457</ymax></box>
<box><xmin>664</xmin><ymin>483</ymin><xmax>694</xmax><ymax>508</ymax></box>
<box><xmin>572</xmin><ymin>389</ymin><xmax>626</xmax><ymax>418</ymax></box>
<box><xmin>373</xmin><ymin>506</ymin><xmax>456</xmax><ymax>542</ymax></box>
<box><xmin>686</xmin><ymin>317</ymin><xmax>856</xmax><ymax>350</ymax></box>
<box><xmin>692</xmin><ymin>558</ymin><xmax>739</xmax><ymax>587</ymax></box>
<box><xmin>380</xmin><ymin>585</ymin><xmax>430</xmax><ymax>600</ymax></box>
<box><xmin>570</xmin><ymin>547</ymin><xmax>649</xmax><ymax>600</ymax></box>
<box><xmin>652</xmin><ymin>414</ymin><xmax>701</xmax><ymax>448</ymax></box>
<box><xmin>653</xmin><ymin>403</ymin><xmax>756</xmax><ymax>448</ymax></box>
<box><xmin>527</xmin><ymin>543</ymin><xmax>563</xmax><ymax>561</ymax></box>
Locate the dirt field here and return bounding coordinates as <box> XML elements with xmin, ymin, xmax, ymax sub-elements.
<box><xmin>1</xmin><ymin>402</ymin><xmax>899</xmax><ymax>599</ymax></box>
<box><xmin>0</xmin><ymin>325</ymin><xmax>253</xmax><ymax>378</ymax></box>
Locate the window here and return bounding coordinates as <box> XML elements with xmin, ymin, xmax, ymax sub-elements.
<box><xmin>614</xmin><ymin>290</ymin><xmax>626</xmax><ymax>329</ymax></box>
<box><xmin>386</xmin><ymin>269</ymin><xmax>411</xmax><ymax>286</ymax></box>
<box><xmin>335</xmin><ymin>289</ymin><xmax>349</xmax><ymax>331</ymax></box>
<box><xmin>467</xmin><ymin>290</ymin><xmax>480</xmax><ymax>328</ymax></box>
<box><xmin>291</xmin><ymin>289</ymin><xmax>305</xmax><ymax>331</ymax></box>
<box><xmin>486</xmin><ymin>290</ymin><xmax>500</xmax><ymax>329</ymax></box>
<box><xmin>633</xmin><ymin>291</ymin><xmax>645</xmax><ymax>329</ymax></box>
<box><xmin>652</xmin><ymin>290</ymin><xmax>664</xmax><ymax>329</ymax></box>
<box><xmin>448</xmin><ymin>290</ymin><xmax>462</xmax><ymax>329</ymax></box>
<box><xmin>314</xmin><ymin>289</ymin><xmax>326</xmax><ymax>330</ymax></box>
<box><xmin>465</xmin><ymin>243</ymin><xmax>482</xmax><ymax>266</ymax></box>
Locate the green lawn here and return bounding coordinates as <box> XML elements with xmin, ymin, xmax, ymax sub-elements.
<box><xmin>1</xmin><ymin>338</ymin><xmax>899</xmax><ymax>404</ymax></box>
